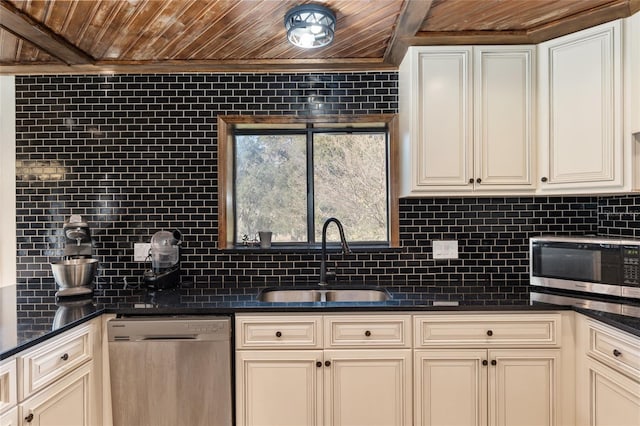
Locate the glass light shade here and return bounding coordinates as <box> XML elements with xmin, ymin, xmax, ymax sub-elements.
<box><xmin>284</xmin><ymin>4</ymin><xmax>336</xmax><ymax>49</ymax></box>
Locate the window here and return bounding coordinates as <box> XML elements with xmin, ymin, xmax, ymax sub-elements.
<box><xmin>218</xmin><ymin>115</ymin><xmax>399</xmax><ymax>248</ymax></box>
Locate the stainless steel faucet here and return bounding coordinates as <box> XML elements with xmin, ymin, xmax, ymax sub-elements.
<box><xmin>319</xmin><ymin>217</ymin><xmax>351</xmax><ymax>286</ymax></box>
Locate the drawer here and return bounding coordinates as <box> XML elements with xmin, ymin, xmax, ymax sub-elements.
<box><xmin>20</xmin><ymin>322</ymin><xmax>94</xmax><ymax>400</ymax></box>
<box><xmin>0</xmin><ymin>358</ymin><xmax>16</xmax><ymax>414</ymax></box>
<box><xmin>587</xmin><ymin>320</ymin><xmax>640</xmax><ymax>379</ymax></box>
<box><xmin>324</xmin><ymin>315</ymin><xmax>411</xmax><ymax>348</ymax></box>
<box><xmin>236</xmin><ymin>315</ymin><xmax>322</xmax><ymax>349</ymax></box>
<box><xmin>414</xmin><ymin>313</ymin><xmax>560</xmax><ymax>348</ymax></box>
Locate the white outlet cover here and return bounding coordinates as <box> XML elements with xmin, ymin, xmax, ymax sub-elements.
<box><xmin>433</xmin><ymin>240</ymin><xmax>458</xmax><ymax>259</ymax></box>
<box><xmin>134</xmin><ymin>243</ymin><xmax>151</xmax><ymax>262</ymax></box>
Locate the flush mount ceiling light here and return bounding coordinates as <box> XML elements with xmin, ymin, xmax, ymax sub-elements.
<box><xmin>284</xmin><ymin>4</ymin><xmax>336</xmax><ymax>49</ymax></box>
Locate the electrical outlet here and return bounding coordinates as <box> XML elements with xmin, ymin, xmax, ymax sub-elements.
<box><xmin>134</xmin><ymin>243</ymin><xmax>151</xmax><ymax>262</ymax></box>
<box><xmin>432</xmin><ymin>240</ymin><xmax>458</xmax><ymax>259</ymax></box>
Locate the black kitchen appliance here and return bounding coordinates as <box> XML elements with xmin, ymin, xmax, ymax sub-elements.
<box><xmin>143</xmin><ymin>230</ymin><xmax>182</xmax><ymax>289</ymax></box>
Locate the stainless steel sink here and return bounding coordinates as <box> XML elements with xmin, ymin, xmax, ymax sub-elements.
<box><xmin>256</xmin><ymin>286</ymin><xmax>390</xmax><ymax>303</ymax></box>
<box><xmin>257</xmin><ymin>289</ymin><xmax>323</xmax><ymax>303</ymax></box>
<box><xmin>325</xmin><ymin>288</ymin><xmax>390</xmax><ymax>302</ymax></box>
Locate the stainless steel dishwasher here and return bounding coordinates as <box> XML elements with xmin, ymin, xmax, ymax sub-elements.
<box><xmin>107</xmin><ymin>316</ymin><xmax>232</xmax><ymax>426</ymax></box>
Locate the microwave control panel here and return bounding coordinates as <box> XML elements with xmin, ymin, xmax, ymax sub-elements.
<box><xmin>622</xmin><ymin>246</ymin><xmax>640</xmax><ymax>286</ymax></box>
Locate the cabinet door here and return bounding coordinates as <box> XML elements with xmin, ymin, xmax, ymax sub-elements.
<box><xmin>583</xmin><ymin>357</ymin><xmax>640</xmax><ymax>426</ymax></box>
<box><xmin>412</xmin><ymin>47</ymin><xmax>474</xmax><ymax>190</ymax></box>
<box><xmin>626</xmin><ymin>12</ymin><xmax>640</xmax><ymax>135</ymax></box>
<box><xmin>324</xmin><ymin>349</ymin><xmax>412</xmax><ymax>426</ymax></box>
<box><xmin>20</xmin><ymin>362</ymin><xmax>91</xmax><ymax>426</ymax></box>
<box><xmin>538</xmin><ymin>20</ymin><xmax>622</xmax><ymax>191</ymax></box>
<box><xmin>414</xmin><ymin>349</ymin><xmax>487</xmax><ymax>426</ymax></box>
<box><xmin>474</xmin><ymin>46</ymin><xmax>535</xmax><ymax>190</ymax></box>
<box><xmin>0</xmin><ymin>407</ymin><xmax>18</xmax><ymax>426</ymax></box>
<box><xmin>0</xmin><ymin>359</ymin><xmax>17</xmax><ymax>414</ymax></box>
<box><xmin>489</xmin><ymin>349</ymin><xmax>559</xmax><ymax>426</ymax></box>
<box><xmin>236</xmin><ymin>350</ymin><xmax>323</xmax><ymax>426</ymax></box>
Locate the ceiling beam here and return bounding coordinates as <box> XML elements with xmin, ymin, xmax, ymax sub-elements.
<box><xmin>631</xmin><ymin>0</ymin><xmax>640</xmax><ymax>13</ymax></box>
<box><xmin>525</xmin><ymin>0</ymin><xmax>632</xmax><ymax>43</ymax></box>
<box><xmin>407</xmin><ymin>0</ymin><xmax>636</xmax><ymax>47</ymax></box>
<box><xmin>0</xmin><ymin>0</ymin><xmax>93</xmax><ymax>65</ymax></box>
<box><xmin>384</xmin><ymin>0</ymin><xmax>433</xmax><ymax>66</ymax></box>
<box><xmin>0</xmin><ymin>57</ymin><xmax>397</xmax><ymax>76</ymax></box>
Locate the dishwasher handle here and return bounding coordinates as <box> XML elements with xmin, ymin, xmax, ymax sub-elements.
<box><xmin>141</xmin><ymin>336</ymin><xmax>198</xmax><ymax>341</ymax></box>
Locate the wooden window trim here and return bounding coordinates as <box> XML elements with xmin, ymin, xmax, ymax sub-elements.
<box><xmin>217</xmin><ymin>114</ymin><xmax>400</xmax><ymax>249</ymax></box>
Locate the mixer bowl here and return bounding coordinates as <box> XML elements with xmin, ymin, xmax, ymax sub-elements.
<box><xmin>51</xmin><ymin>258</ymin><xmax>98</xmax><ymax>289</ymax></box>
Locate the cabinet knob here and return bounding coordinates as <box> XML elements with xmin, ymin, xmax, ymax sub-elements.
<box><xmin>60</xmin><ymin>353</ymin><xmax>69</xmax><ymax>361</ymax></box>
<box><xmin>25</xmin><ymin>413</ymin><xmax>34</xmax><ymax>423</ymax></box>
<box><xmin>482</xmin><ymin>360</ymin><xmax>488</xmax><ymax>366</ymax></box>
<box><xmin>613</xmin><ymin>349</ymin><xmax>622</xmax><ymax>357</ymax></box>
<box><xmin>541</xmin><ymin>177</ymin><xmax>548</xmax><ymax>182</ymax></box>
<box><xmin>275</xmin><ymin>331</ymin><xmax>282</xmax><ymax>338</ymax></box>
<box><xmin>364</xmin><ymin>330</ymin><xmax>371</xmax><ymax>337</ymax></box>
<box><xmin>486</xmin><ymin>330</ymin><xmax>493</xmax><ymax>337</ymax></box>
<box><xmin>491</xmin><ymin>360</ymin><xmax>497</xmax><ymax>366</ymax></box>
<box><xmin>476</xmin><ymin>178</ymin><xmax>482</xmax><ymax>184</ymax></box>
<box><xmin>469</xmin><ymin>178</ymin><xmax>474</xmax><ymax>184</ymax></box>
<box><xmin>325</xmin><ymin>360</ymin><xmax>331</xmax><ymax>367</ymax></box>
<box><xmin>316</xmin><ymin>361</ymin><xmax>322</xmax><ymax>368</ymax></box>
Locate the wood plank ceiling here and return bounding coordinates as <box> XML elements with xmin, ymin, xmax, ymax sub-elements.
<box><xmin>0</xmin><ymin>0</ymin><xmax>638</xmax><ymax>74</ymax></box>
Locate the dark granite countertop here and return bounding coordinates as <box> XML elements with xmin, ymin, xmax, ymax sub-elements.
<box><xmin>1</xmin><ymin>285</ymin><xmax>638</xmax><ymax>360</ymax></box>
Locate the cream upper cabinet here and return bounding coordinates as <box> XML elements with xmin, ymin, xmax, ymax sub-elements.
<box><xmin>626</xmin><ymin>12</ymin><xmax>640</xmax><ymax>135</ymax></box>
<box><xmin>399</xmin><ymin>46</ymin><xmax>473</xmax><ymax>194</ymax></box>
<box><xmin>235</xmin><ymin>314</ymin><xmax>412</xmax><ymax>426</ymax></box>
<box><xmin>399</xmin><ymin>45</ymin><xmax>535</xmax><ymax>196</ymax></box>
<box><xmin>537</xmin><ymin>20</ymin><xmax>624</xmax><ymax>193</ymax></box>
<box><xmin>575</xmin><ymin>314</ymin><xmax>640</xmax><ymax>426</ymax></box>
<box><xmin>473</xmin><ymin>47</ymin><xmax>535</xmax><ymax>191</ymax></box>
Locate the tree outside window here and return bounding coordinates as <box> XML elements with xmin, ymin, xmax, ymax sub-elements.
<box><xmin>234</xmin><ymin>129</ymin><xmax>388</xmax><ymax>245</ymax></box>
<box><xmin>217</xmin><ymin>115</ymin><xmax>399</xmax><ymax>249</ymax></box>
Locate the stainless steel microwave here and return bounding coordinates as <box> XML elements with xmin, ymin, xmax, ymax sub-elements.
<box><xmin>530</xmin><ymin>236</ymin><xmax>640</xmax><ymax>300</ymax></box>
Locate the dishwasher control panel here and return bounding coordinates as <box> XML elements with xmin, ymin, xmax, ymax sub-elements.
<box><xmin>107</xmin><ymin>316</ymin><xmax>231</xmax><ymax>342</ymax></box>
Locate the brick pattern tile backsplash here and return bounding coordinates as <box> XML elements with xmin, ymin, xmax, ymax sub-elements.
<box><xmin>13</xmin><ymin>72</ymin><xmax>616</xmax><ymax>334</ymax></box>
<box><xmin>598</xmin><ymin>194</ymin><xmax>640</xmax><ymax>237</ymax></box>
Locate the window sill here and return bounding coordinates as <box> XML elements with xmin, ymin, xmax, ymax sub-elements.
<box><xmin>217</xmin><ymin>244</ymin><xmax>402</xmax><ymax>254</ymax></box>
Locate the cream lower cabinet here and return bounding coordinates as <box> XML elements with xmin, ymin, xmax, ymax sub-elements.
<box><xmin>582</xmin><ymin>357</ymin><xmax>640</xmax><ymax>426</ymax></box>
<box><xmin>0</xmin><ymin>358</ymin><xmax>17</xmax><ymax>424</ymax></box>
<box><xmin>235</xmin><ymin>314</ymin><xmax>412</xmax><ymax>426</ymax></box>
<box><xmin>17</xmin><ymin>319</ymin><xmax>100</xmax><ymax>426</ymax></box>
<box><xmin>414</xmin><ymin>348</ymin><xmax>560</xmax><ymax>426</ymax></box>
<box><xmin>323</xmin><ymin>349</ymin><xmax>411</xmax><ymax>426</ymax></box>
<box><xmin>576</xmin><ymin>314</ymin><xmax>640</xmax><ymax>426</ymax></box>
<box><xmin>0</xmin><ymin>407</ymin><xmax>18</xmax><ymax>426</ymax></box>
<box><xmin>19</xmin><ymin>363</ymin><xmax>92</xmax><ymax>426</ymax></box>
<box><xmin>236</xmin><ymin>350</ymin><xmax>323</xmax><ymax>426</ymax></box>
<box><xmin>413</xmin><ymin>313</ymin><xmax>565</xmax><ymax>426</ymax></box>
